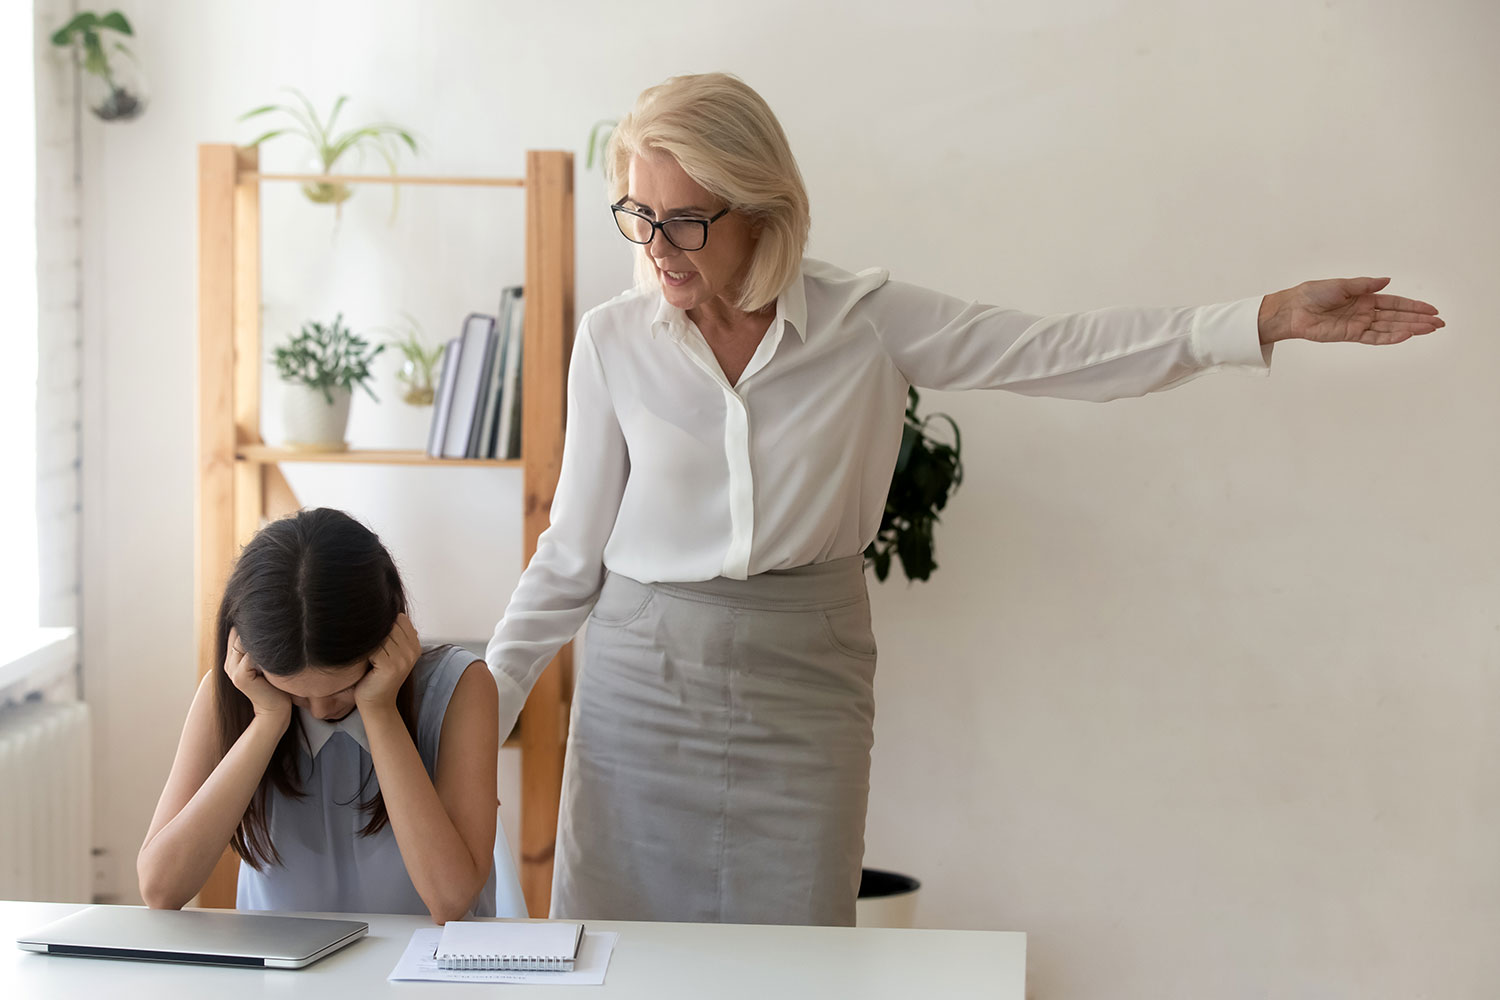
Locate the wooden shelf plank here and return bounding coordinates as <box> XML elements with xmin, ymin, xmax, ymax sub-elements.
<box><xmin>245</xmin><ymin>172</ymin><xmax>524</xmax><ymax>188</ymax></box>
<box><xmin>237</xmin><ymin>445</ymin><xmax>522</xmax><ymax>468</ymax></box>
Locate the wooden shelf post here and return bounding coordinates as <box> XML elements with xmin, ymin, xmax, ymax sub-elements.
<box><xmin>194</xmin><ymin>144</ymin><xmax>260</xmax><ymax>908</ymax></box>
<box><xmin>517</xmin><ymin>150</ymin><xmax>574</xmax><ymax>916</ymax></box>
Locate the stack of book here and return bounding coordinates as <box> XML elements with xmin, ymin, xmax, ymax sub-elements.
<box><xmin>426</xmin><ymin>287</ymin><xmax>525</xmax><ymax>459</ymax></box>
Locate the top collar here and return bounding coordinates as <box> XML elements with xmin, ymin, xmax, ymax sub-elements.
<box><xmin>299</xmin><ymin>706</ymin><xmax>370</xmax><ymax>757</ymax></box>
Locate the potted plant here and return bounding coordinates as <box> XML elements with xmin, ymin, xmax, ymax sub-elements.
<box><xmin>865</xmin><ymin>389</ymin><xmax>964</xmax><ymax>582</ymax></box>
<box><xmin>50</xmin><ymin>10</ymin><xmax>148</xmax><ymax>122</ymax></box>
<box><xmin>240</xmin><ymin>89</ymin><xmax>418</xmax><ymax>214</ymax></box>
<box><xmin>377</xmin><ymin>313</ymin><xmax>444</xmax><ymax>406</ymax></box>
<box><xmin>272</xmin><ymin>315</ymin><xmax>384</xmax><ymax>451</ymax></box>
<box><xmin>585</xmin><ymin>120</ymin><xmax>617</xmax><ymax>171</ymax></box>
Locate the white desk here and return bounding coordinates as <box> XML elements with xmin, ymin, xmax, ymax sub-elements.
<box><xmin>3</xmin><ymin>901</ymin><xmax>1025</xmax><ymax>998</ymax></box>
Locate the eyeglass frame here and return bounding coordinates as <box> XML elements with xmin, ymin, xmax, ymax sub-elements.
<box><xmin>611</xmin><ymin>198</ymin><xmax>731</xmax><ymax>252</ymax></box>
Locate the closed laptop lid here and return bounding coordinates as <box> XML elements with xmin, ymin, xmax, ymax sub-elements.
<box><xmin>16</xmin><ymin>906</ymin><xmax>368</xmax><ymax>969</ymax></box>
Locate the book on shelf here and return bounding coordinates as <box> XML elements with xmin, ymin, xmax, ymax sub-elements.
<box><xmin>425</xmin><ymin>339</ymin><xmax>461</xmax><ymax>458</ymax></box>
<box><xmin>495</xmin><ymin>292</ymin><xmax>525</xmax><ymax>460</ymax></box>
<box><xmin>478</xmin><ymin>287</ymin><xmax>523</xmax><ymax>459</ymax></box>
<box><xmin>437</xmin><ymin>313</ymin><xmax>497</xmax><ymax>459</ymax></box>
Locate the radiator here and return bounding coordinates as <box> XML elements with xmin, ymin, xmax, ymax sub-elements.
<box><xmin>0</xmin><ymin>700</ymin><xmax>91</xmax><ymax>902</ymax></box>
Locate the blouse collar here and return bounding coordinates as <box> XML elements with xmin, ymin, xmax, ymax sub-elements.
<box><xmin>650</xmin><ymin>261</ymin><xmax>808</xmax><ymax>344</ymax></box>
<box><xmin>299</xmin><ymin>706</ymin><xmax>370</xmax><ymax>756</ymax></box>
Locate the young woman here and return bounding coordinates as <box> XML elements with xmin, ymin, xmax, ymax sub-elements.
<box><xmin>139</xmin><ymin>507</ymin><xmax>505</xmax><ymax>922</ymax></box>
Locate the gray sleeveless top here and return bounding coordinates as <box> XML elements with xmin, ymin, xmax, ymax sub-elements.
<box><xmin>236</xmin><ymin>644</ymin><xmax>497</xmax><ymax>916</ymax></box>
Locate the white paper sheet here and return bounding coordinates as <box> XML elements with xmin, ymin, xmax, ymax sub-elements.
<box><xmin>388</xmin><ymin>927</ymin><xmax>618</xmax><ymax>985</ymax></box>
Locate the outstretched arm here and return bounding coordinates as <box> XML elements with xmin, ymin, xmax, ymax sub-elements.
<box><xmin>865</xmin><ymin>273</ymin><xmax>1442</xmax><ymax>401</ymax></box>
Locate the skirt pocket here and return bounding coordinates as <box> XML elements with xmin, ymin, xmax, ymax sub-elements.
<box><xmin>819</xmin><ymin>599</ymin><xmax>878</xmax><ymax>660</ymax></box>
<box><xmin>588</xmin><ymin>575</ymin><xmax>656</xmax><ymax>628</ymax></box>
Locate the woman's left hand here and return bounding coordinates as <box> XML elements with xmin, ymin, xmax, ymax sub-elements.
<box><xmin>1258</xmin><ymin>277</ymin><xmax>1443</xmax><ymax>346</ymax></box>
<box><xmin>355</xmin><ymin>612</ymin><xmax>421</xmax><ymax>712</ymax></box>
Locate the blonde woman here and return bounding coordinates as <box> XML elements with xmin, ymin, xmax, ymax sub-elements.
<box><xmin>486</xmin><ymin>73</ymin><xmax>1443</xmax><ymax>925</ymax></box>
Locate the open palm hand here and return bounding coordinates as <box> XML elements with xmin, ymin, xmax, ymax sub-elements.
<box><xmin>1261</xmin><ymin>277</ymin><xmax>1443</xmax><ymax>346</ymax></box>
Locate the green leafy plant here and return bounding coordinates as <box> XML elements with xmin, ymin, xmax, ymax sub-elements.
<box><xmin>375</xmin><ymin>312</ymin><xmax>444</xmax><ymax>406</ymax></box>
<box><xmin>585</xmin><ymin>120</ymin><xmax>617</xmax><ymax>171</ymax></box>
<box><xmin>240</xmin><ymin>89</ymin><xmax>418</xmax><ymax>211</ymax></box>
<box><xmin>50</xmin><ymin>10</ymin><xmax>146</xmax><ymax>121</ymax></box>
<box><xmin>272</xmin><ymin>315</ymin><xmax>385</xmax><ymax>404</ymax></box>
<box><xmin>865</xmin><ymin>389</ymin><xmax>965</xmax><ymax>583</ymax></box>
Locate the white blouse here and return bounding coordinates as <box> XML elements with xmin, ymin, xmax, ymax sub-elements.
<box><xmin>485</xmin><ymin>258</ymin><xmax>1271</xmax><ymax>738</ymax></box>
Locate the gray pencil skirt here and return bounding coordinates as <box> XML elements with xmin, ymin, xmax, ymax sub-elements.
<box><xmin>550</xmin><ymin>555</ymin><xmax>877</xmax><ymax>926</ymax></box>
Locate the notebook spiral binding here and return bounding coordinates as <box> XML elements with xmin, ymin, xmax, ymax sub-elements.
<box><xmin>434</xmin><ymin>952</ymin><xmax>575</xmax><ymax>972</ymax></box>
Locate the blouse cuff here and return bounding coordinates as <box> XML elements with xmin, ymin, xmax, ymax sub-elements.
<box><xmin>492</xmin><ymin>668</ymin><xmax>528</xmax><ymax>746</ymax></box>
<box><xmin>1191</xmin><ymin>295</ymin><xmax>1274</xmax><ymax>373</ymax></box>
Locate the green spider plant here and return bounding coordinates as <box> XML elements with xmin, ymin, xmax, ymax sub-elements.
<box><xmin>374</xmin><ymin>312</ymin><xmax>445</xmax><ymax>406</ymax></box>
<box><xmin>585</xmin><ymin>120</ymin><xmax>617</xmax><ymax>171</ymax></box>
<box><xmin>240</xmin><ymin>89</ymin><xmax>418</xmax><ymax>214</ymax></box>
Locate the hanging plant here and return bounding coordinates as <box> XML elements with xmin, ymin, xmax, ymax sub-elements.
<box><xmin>239</xmin><ymin>89</ymin><xmax>418</xmax><ymax>215</ymax></box>
<box><xmin>51</xmin><ymin>10</ymin><xmax>148</xmax><ymax>122</ymax></box>
<box><xmin>865</xmin><ymin>388</ymin><xmax>964</xmax><ymax>583</ymax></box>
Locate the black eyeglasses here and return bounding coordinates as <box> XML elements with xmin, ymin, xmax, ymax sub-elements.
<box><xmin>612</xmin><ymin>199</ymin><xmax>731</xmax><ymax>252</ymax></box>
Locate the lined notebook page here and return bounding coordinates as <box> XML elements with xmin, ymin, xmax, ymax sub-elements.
<box><xmin>434</xmin><ymin>921</ymin><xmax>585</xmax><ymax>971</ymax></box>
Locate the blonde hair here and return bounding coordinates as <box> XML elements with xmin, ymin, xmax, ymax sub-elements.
<box><xmin>606</xmin><ymin>73</ymin><xmax>810</xmax><ymax>314</ymax></box>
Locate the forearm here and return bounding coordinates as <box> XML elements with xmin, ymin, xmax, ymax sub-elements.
<box><xmin>486</xmin><ymin>524</ymin><xmax>613</xmax><ymax>742</ymax></box>
<box><xmin>362</xmin><ymin>705</ymin><xmax>491</xmax><ymax>922</ymax></box>
<box><xmin>1257</xmin><ymin>288</ymin><xmax>1295</xmax><ymax>344</ymax></box>
<box><xmin>137</xmin><ymin>715</ymin><xmax>286</xmax><ymax>909</ymax></box>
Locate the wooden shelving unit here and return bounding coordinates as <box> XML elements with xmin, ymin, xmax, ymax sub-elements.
<box><xmin>195</xmin><ymin>144</ymin><xmax>574</xmax><ymax>917</ymax></box>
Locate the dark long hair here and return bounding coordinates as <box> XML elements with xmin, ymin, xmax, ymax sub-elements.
<box><xmin>212</xmin><ymin>508</ymin><xmax>416</xmax><ymax>869</ymax></box>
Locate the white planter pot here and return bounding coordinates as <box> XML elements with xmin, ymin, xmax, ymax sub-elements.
<box><xmin>281</xmin><ymin>383</ymin><xmax>352</xmax><ymax>451</ymax></box>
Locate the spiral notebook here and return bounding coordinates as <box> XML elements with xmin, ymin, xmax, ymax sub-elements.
<box><xmin>433</xmin><ymin>920</ymin><xmax>585</xmax><ymax>972</ymax></box>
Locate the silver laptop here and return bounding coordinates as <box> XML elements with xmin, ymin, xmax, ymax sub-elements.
<box><xmin>16</xmin><ymin>905</ymin><xmax>368</xmax><ymax>969</ymax></box>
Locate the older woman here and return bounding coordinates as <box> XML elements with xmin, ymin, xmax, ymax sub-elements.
<box><xmin>486</xmin><ymin>73</ymin><xmax>1442</xmax><ymax>926</ymax></box>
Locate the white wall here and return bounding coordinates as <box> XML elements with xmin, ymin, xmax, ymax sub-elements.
<box><xmin>72</xmin><ymin>1</ymin><xmax>1498</xmax><ymax>997</ymax></box>
<box><xmin>32</xmin><ymin>0</ymin><xmax>82</xmax><ymax>638</ymax></box>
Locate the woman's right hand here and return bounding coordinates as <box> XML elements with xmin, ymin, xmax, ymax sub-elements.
<box><xmin>226</xmin><ymin>627</ymin><xmax>291</xmax><ymax>727</ymax></box>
